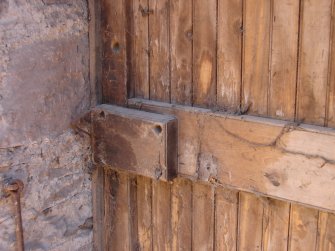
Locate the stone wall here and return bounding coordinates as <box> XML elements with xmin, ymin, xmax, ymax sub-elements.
<box><xmin>0</xmin><ymin>1</ymin><xmax>93</xmax><ymax>250</ymax></box>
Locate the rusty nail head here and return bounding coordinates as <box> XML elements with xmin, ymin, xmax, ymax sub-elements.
<box><xmin>4</xmin><ymin>179</ymin><xmax>24</xmax><ymax>193</ymax></box>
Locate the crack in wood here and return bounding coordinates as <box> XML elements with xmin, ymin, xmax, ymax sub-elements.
<box><xmin>212</xmin><ymin>120</ymin><xmax>335</xmax><ymax>166</ymax></box>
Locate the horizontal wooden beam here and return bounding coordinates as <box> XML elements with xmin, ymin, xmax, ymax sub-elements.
<box><xmin>128</xmin><ymin>98</ymin><xmax>335</xmax><ymax>212</ymax></box>
<box><xmin>92</xmin><ymin>105</ymin><xmax>178</xmax><ymax>181</ymax></box>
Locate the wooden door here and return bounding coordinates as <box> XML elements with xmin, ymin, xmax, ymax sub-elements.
<box><xmin>90</xmin><ymin>0</ymin><xmax>335</xmax><ymax>250</ymax></box>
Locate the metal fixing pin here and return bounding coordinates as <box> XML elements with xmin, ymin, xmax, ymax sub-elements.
<box><xmin>4</xmin><ymin>179</ymin><xmax>25</xmax><ymax>251</ymax></box>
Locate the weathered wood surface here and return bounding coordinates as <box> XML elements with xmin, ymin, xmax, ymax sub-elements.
<box><xmin>262</xmin><ymin>199</ymin><xmax>290</xmax><ymax>251</ymax></box>
<box><xmin>171</xmin><ymin>178</ymin><xmax>192</xmax><ymax>250</ymax></box>
<box><xmin>92</xmin><ymin>104</ymin><xmax>178</xmax><ymax>181</ymax></box>
<box><xmin>329</xmin><ymin>2</ymin><xmax>335</xmax><ymax>128</ymax></box>
<box><xmin>297</xmin><ymin>0</ymin><xmax>332</xmax><ymax>125</ymax></box>
<box><xmin>288</xmin><ymin>205</ymin><xmax>319</xmax><ymax>251</ymax></box>
<box><xmin>152</xmin><ymin>180</ymin><xmax>171</xmax><ymax>251</ymax></box>
<box><xmin>132</xmin><ymin>0</ymin><xmax>149</xmax><ymax>99</ymax></box>
<box><xmin>149</xmin><ymin>0</ymin><xmax>170</xmax><ymax>102</ymax></box>
<box><xmin>215</xmin><ymin>188</ymin><xmax>238</xmax><ymax>251</ymax></box>
<box><xmin>89</xmin><ymin>0</ymin><xmax>102</xmax><ymax>106</ymax></box>
<box><xmin>317</xmin><ymin>211</ymin><xmax>335</xmax><ymax>250</ymax></box>
<box><xmin>192</xmin><ymin>183</ymin><xmax>215</xmax><ymax>251</ymax></box>
<box><xmin>170</xmin><ymin>0</ymin><xmax>193</xmax><ymax>105</ymax></box>
<box><xmin>238</xmin><ymin>192</ymin><xmax>264</xmax><ymax>250</ymax></box>
<box><xmin>100</xmin><ymin>0</ymin><xmax>335</xmax><ymax>127</ymax></box>
<box><xmin>269</xmin><ymin>0</ymin><xmax>299</xmax><ymax>120</ymax></box>
<box><xmin>100</xmin><ymin>169</ymin><xmax>335</xmax><ymax>251</ymax></box>
<box><xmin>136</xmin><ymin>176</ymin><xmax>153</xmax><ymax>251</ymax></box>
<box><xmin>104</xmin><ymin>170</ymin><xmax>130</xmax><ymax>250</ymax></box>
<box><xmin>129</xmin><ymin>98</ymin><xmax>335</xmax><ymax>211</ymax></box>
<box><xmin>217</xmin><ymin>0</ymin><xmax>242</xmax><ymax>110</ymax></box>
<box><xmin>101</xmin><ymin>0</ymin><xmax>127</xmax><ymax>105</ymax></box>
<box><xmin>193</xmin><ymin>0</ymin><xmax>217</xmax><ymax>107</ymax></box>
<box><xmin>96</xmin><ymin>1</ymin><xmax>335</xmax><ymax>249</ymax></box>
<box><xmin>92</xmin><ymin>164</ymin><xmax>104</xmax><ymax>251</ymax></box>
<box><xmin>242</xmin><ymin>0</ymin><xmax>271</xmax><ymax>116</ymax></box>
<box><xmin>128</xmin><ymin>175</ymin><xmax>139</xmax><ymax>250</ymax></box>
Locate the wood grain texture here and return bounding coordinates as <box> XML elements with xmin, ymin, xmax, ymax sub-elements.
<box><xmin>317</xmin><ymin>212</ymin><xmax>335</xmax><ymax>250</ymax></box>
<box><xmin>288</xmin><ymin>204</ymin><xmax>319</xmax><ymax>251</ymax></box>
<box><xmin>133</xmin><ymin>0</ymin><xmax>150</xmax><ymax>99</ymax></box>
<box><xmin>92</xmin><ymin>104</ymin><xmax>178</xmax><ymax>181</ymax></box>
<box><xmin>171</xmin><ymin>178</ymin><xmax>192</xmax><ymax>251</ymax></box>
<box><xmin>269</xmin><ymin>0</ymin><xmax>299</xmax><ymax>120</ymax></box>
<box><xmin>217</xmin><ymin>0</ymin><xmax>242</xmax><ymax>110</ymax></box>
<box><xmin>215</xmin><ymin>188</ymin><xmax>238</xmax><ymax>251</ymax></box>
<box><xmin>137</xmin><ymin>176</ymin><xmax>153</xmax><ymax>251</ymax></box>
<box><xmin>193</xmin><ymin>0</ymin><xmax>217</xmax><ymax>107</ymax></box>
<box><xmin>327</xmin><ymin>2</ymin><xmax>335</xmax><ymax>128</ymax></box>
<box><xmin>104</xmin><ymin>170</ymin><xmax>130</xmax><ymax>251</ymax></box>
<box><xmin>262</xmin><ymin>199</ymin><xmax>290</xmax><ymax>251</ymax></box>
<box><xmin>129</xmin><ymin>175</ymin><xmax>139</xmax><ymax>250</ymax></box>
<box><xmin>238</xmin><ymin>192</ymin><xmax>264</xmax><ymax>251</ymax></box>
<box><xmin>101</xmin><ymin>0</ymin><xmax>127</xmax><ymax>105</ymax></box>
<box><xmin>152</xmin><ymin>180</ymin><xmax>171</xmax><ymax>251</ymax></box>
<box><xmin>92</xmin><ymin>165</ymin><xmax>104</xmax><ymax>251</ymax></box>
<box><xmin>170</xmin><ymin>0</ymin><xmax>193</xmax><ymax>105</ymax></box>
<box><xmin>100</xmin><ymin>0</ymin><xmax>335</xmax><ymax>129</ymax></box>
<box><xmin>242</xmin><ymin>0</ymin><xmax>271</xmax><ymax>116</ymax></box>
<box><xmin>297</xmin><ymin>0</ymin><xmax>332</xmax><ymax>125</ymax></box>
<box><xmin>89</xmin><ymin>0</ymin><xmax>102</xmax><ymax>106</ymax></box>
<box><xmin>192</xmin><ymin>183</ymin><xmax>215</xmax><ymax>251</ymax></box>
<box><xmin>128</xmin><ymin>99</ymin><xmax>335</xmax><ymax>211</ymax></box>
<box><xmin>149</xmin><ymin>0</ymin><xmax>170</xmax><ymax>102</ymax></box>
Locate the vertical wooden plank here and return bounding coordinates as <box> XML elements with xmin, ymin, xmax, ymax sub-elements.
<box><xmin>137</xmin><ymin>176</ymin><xmax>153</xmax><ymax>251</ymax></box>
<box><xmin>217</xmin><ymin>0</ymin><xmax>242</xmax><ymax>110</ymax></box>
<box><xmin>125</xmin><ymin>0</ymin><xmax>134</xmax><ymax>99</ymax></box>
<box><xmin>288</xmin><ymin>204</ymin><xmax>318</xmax><ymax>251</ymax></box>
<box><xmin>104</xmin><ymin>170</ymin><xmax>130</xmax><ymax>251</ymax></box>
<box><xmin>193</xmin><ymin>0</ymin><xmax>217</xmax><ymax>107</ymax></box>
<box><xmin>129</xmin><ymin>175</ymin><xmax>139</xmax><ymax>251</ymax></box>
<box><xmin>192</xmin><ymin>183</ymin><xmax>215</xmax><ymax>251</ymax></box>
<box><xmin>329</xmin><ymin>80</ymin><xmax>335</xmax><ymax>127</ymax></box>
<box><xmin>171</xmin><ymin>178</ymin><xmax>192</xmax><ymax>251</ymax></box>
<box><xmin>88</xmin><ymin>0</ymin><xmax>102</xmax><ymax>106</ymax></box>
<box><xmin>242</xmin><ymin>0</ymin><xmax>271</xmax><ymax>116</ymax></box>
<box><xmin>269</xmin><ymin>0</ymin><xmax>299</xmax><ymax>120</ymax></box>
<box><xmin>149</xmin><ymin>0</ymin><xmax>170</xmax><ymax>102</ymax></box>
<box><xmin>238</xmin><ymin>192</ymin><xmax>263</xmax><ymax>251</ymax></box>
<box><xmin>262</xmin><ymin>199</ymin><xmax>290</xmax><ymax>251</ymax></box>
<box><xmin>297</xmin><ymin>0</ymin><xmax>332</xmax><ymax>125</ymax></box>
<box><xmin>152</xmin><ymin>180</ymin><xmax>171</xmax><ymax>251</ymax></box>
<box><xmin>170</xmin><ymin>0</ymin><xmax>193</xmax><ymax>105</ymax></box>
<box><xmin>92</xmin><ymin>165</ymin><xmax>104</xmax><ymax>251</ymax></box>
<box><xmin>101</xmin><ymin>0</ymin><xmax>127</xmax><ymax>105</ymax></box>
<box><xmin>317</xmin><ymin>212</ymin><xmax>335</xmax><ymax>250</ymax></box>
<box><xmin>215</xmin><ymin>188</ymin><xmax>238</xmax><ymax>251</ymax></box>
<box><xmin>133</xmin><ymin>0</ymin><xmax>150</xmax><ymax>99</ymax></box>
<box><xmin>327</xmin><ymin>2</ymin><xmax>335</xmax><ymax>127</ymax></box>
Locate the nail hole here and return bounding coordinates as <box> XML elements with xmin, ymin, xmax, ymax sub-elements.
<box><xmin>154</xmin><ymin>125</ymin><xmax>162</xmax><ymax>135</ymax></box>
<box><xmin>112</xmin><ymin>42</ymin><xmax>120</xmax><ymax>54</ymax></box>
<box><xmin>185</xmin><ymin>30</ymin><xmax>193</xmax><ymax>40</ymax></box>
<box><xmin>99</xmin><ymin>111</ymin><xmax>105</xmax><ymax>118</ymax></box>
